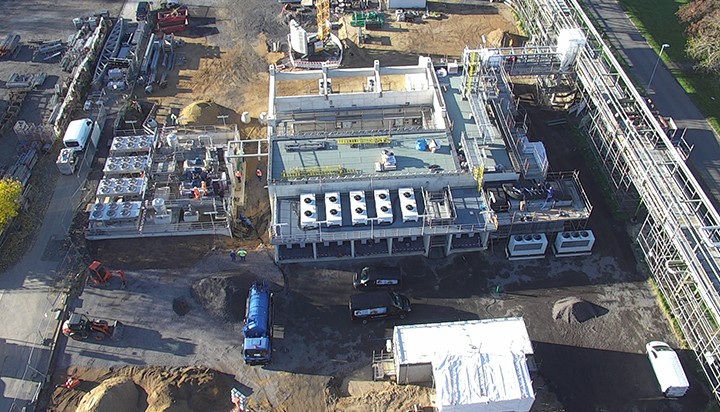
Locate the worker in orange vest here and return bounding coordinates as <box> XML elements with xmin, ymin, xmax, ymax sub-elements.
<box><xmin>235</xmin><ymin>170</ymin><xmax>242</xmax><ymax>183</ymax></box>
<box><xmin>256</xmin><ymin>168</ymin><xmax>263</xmax><ymax>181</ymax></box>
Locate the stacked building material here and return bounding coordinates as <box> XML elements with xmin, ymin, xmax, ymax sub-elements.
<box><xmin>0</xmin><ymin>34</ymin><xmax>20</xmax><ymax>58</ymax></box>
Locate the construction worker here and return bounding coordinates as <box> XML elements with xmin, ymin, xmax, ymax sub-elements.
<box><xmin>256</xmin><ymin>168</ymin><xmax>263</xmax><ymax>181</ymax></box>
<box><xmin>238</xmin><ymin>248</ymin><xmax>247</xmax><ymax>262</ymax></box>
<box><xmin>235</xmin><ymin>170</ymin><xmax>242</xmax><ymax>183</ymax></box>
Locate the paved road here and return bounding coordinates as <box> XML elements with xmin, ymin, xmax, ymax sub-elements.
<box><xmin>582</xmin><ymin>0</ymin><xmax>720</xmax><ymax>211</ymax></box>
<box><xmin>0</xmin><ymin>2</ymin><xmax>129</xmax><ymax>410</ymax></box>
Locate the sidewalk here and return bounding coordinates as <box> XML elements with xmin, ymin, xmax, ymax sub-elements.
<box><xmin>0</xmin><ymin>161</ymin><xmax>92</xmax><ymax>412</ymax></box>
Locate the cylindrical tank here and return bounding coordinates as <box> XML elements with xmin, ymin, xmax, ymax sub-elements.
<box><xmin>258</xmin><ymin>112</ymin><xmax>267</xmax><ymax>125</ymax></box>
<box><xmin>243</xmin><ymin>282</ymin><xmax>271</xmax><ymax>338</ymax></box>
<box><xmin>241</xmin><ymin>111</ymin><xmax>251</xmax><ymax>124</ymax></box>
<box><xmin>166</xmin><ymin>133</ymin><xmax>178</xmax><ymax>150</ymax></box>
<box><xmin>153</xmin><ymin>198</ymin><xmax>167</xmax><ymax>215</ymax></box>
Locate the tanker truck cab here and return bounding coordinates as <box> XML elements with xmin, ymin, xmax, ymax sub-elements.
<box><xmin>646</xmin><ymin>341</ymin><xmax>690</xmax><ymax>397</ymax></box>
<box><xmin>350</xmin><ymin>290</ymin><xmax>411</xmax><ymax>324</ymax></box>
<box><xmin>63</xmin><ymin>118</ymin><xmax>101</xmax><ymax>152</ymax></box>
<box><xmin>243</xmin><ymin>281</ymin><xmax>274</xmax><ymax>365</ymax></box>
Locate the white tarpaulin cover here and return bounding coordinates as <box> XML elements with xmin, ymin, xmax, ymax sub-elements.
<box><xmin>393</xmin><ymin>318</ymin><xmax>535</xmax><ymax>412</ymax></box>
<box><xmin>433</xmin><ymin>352</ymin><xmax>535</xmax><ymax>412</ymax></box>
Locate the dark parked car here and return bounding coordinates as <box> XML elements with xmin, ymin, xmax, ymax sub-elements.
<box><xmin>349</xmin><ymin>290</ymin><xmax>411</xmax><ymax>324</ymax></box>
<box><xmin>353</xmin><ymin>266</ymin><xmax>402</xmax><ymax>290</ymax></box>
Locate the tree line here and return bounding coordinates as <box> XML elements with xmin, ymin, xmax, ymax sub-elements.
<box><xmin>677</xmin><ymin>0</ymin><xmax>720</xmax><ymax>74</ymax></box>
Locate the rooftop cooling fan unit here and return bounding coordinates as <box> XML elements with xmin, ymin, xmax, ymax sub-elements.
<box><xmin>304</xmin><ymin>197</ymin><xmax>313</xmax><ymax>204</ymax></box>
<box><xmin>403</xmin><ymin>191</ymin><xmax>412</xmax><ymax>198</ymax></box>
<box><xmin>330</xmin><ymin>209</ymin><xmax>338</xmax><ymax>215</ymax></box>
<box><xmin>379</xmin><ymin>193</ymin><xmax>387</xmax><ymax>199</ymax></box>
<box><xmin>354</xmin><ymin>195</ymin><xmax>362</xmax><ymax>201</ymax></box>
<box><xmin>381</xmin><ymin>206</ymin><xmax>389</xmax><ymax>212</ymax></box>
<box><xmin>304</xmin><ymin>210</ymin><xmax>313</xmax><ymax>216</ymax></box>
<box><xmin>329</xmin><ymin>196</ymin><xmax>338</xmax><ymax>202</ymax></box>
<box><xmin>355</xmin><ymin>207</ymin><xmax>364</xmax><ymax>213</ymax></box>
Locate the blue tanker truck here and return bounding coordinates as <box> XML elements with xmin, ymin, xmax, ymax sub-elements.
<box><xmin>242</xmin><ymin>281</ymin><xmax>274</xmax><ymax>365</ymax></box>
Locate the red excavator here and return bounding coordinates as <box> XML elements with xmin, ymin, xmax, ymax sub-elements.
<box><xmin>62</xmin><ymin>312</ymin><xmax>124</xmax><ymax>341</ymax></box>
<box><xmin>87</xmin><ymin>261</ymin><xmax>126</xmax><ymax>288</ymax></box>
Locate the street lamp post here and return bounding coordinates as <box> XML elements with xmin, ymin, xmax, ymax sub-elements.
<box><xmin>647</xmin><ymin>43</ymin><xmax>670</xmax><ymax>94</ymax></box>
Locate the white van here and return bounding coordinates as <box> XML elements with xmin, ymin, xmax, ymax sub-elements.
<box><xmin>646</xmin><ymin>341</ymin><xmax>690</xmax><ymax>397</ymax></box>
<box><xmin>63</xmin><ymin>118</ymin><xmax>100</xmax><ymax>152</ymax></box>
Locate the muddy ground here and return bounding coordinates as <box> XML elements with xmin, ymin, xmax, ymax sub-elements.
<box><xmin>52</xmin><ymin>100</ymin><xmax>714</xmax><ymax>412</ymax></box>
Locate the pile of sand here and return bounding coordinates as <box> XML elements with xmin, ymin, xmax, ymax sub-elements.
<box><xmin>77</xmin><ymin>377</ymin><xmax>138</xmax><ymax>412</ymax></box>
<box><xmin>48</xmin><ymin>366</ymin><xmax>235</xmax><ymax>412</ymax></box>
<box><xmin>328</xmin><ymin>380</ymin><xmax>433</xmax><ymax>412</ymax></box>
<box><xmin>179</xmin><ymin>101</ymin><xmax>237</xmax><ymax>126</ymax></box>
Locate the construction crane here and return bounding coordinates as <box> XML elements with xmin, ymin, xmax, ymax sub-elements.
<box><xmin>316</xmin><ymin>0</ymin><xmax>330</xmax><ymax>48</ymax></box>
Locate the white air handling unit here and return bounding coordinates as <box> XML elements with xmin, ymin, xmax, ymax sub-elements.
<box><xmin>374</xmin><ymin>189</ymin><xmax>393</xmax><ymax>224</ymax></box>
<box><xmin>507</xmin><ymin>233</ymin><xmax>548</xmax><ymax>260</ymax></box>
<box><xmin>300</xmin><ymin>193</ymin><xmax>317</xmax><ymax>229</ymax></box>
<box><xmin>325</xmin><ymin>192</ymin><xmax>342</xmax><ymax>227</ymax></box>
<box><xmin>398</xmin><ymin>187</ymin><xmax>418</xmax><ymax>222</ymax></box>
<box><xmin>553</xmin><ymin>230</ymin><xmax>595</xmax><ymax>257</ymax></box>
<box><xmin>350</xmin><ymin>190</ymin><xmax>368</xmax><ymax>225</ymax></box>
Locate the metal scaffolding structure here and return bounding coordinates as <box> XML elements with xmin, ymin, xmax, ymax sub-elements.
<box><xmin>460</xmin><ymin>48</ymin><xmax>550</xmax><ymax>180</ymax></box>
<box><xmin>511</xmin><ymin>0</ymin><xmax>720</xmax><ymax>403</ymax></box>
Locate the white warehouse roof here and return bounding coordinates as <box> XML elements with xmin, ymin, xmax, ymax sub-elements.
<box><xmin>393</xmin><ymin>317</ymin><xmax>533</xmax><ymax>365</ymax></box>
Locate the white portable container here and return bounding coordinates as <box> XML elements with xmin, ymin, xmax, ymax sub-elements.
<box><xmin>646</xmin><ymin>341</ymin><xmax>689</xmax><ymax>397</ymax></box>
<box><xmin>56</xmin><ymin>148</ymin><xmax>78</xmax><ymax>175</ymax></box>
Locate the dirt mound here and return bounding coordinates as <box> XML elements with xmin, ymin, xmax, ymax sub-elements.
<box><xmin>485</xmin><ymin>28</ymin><xmax>505</xmax><ymax>47</ymax></box>
<box><xmin>179</xmin><ymin>101</ymin><xmax>236</xmax><ymax>126</ymax></box>
<box><xmin>76</xmin><ymin>377</ymin><xmax>138</xmax><ymax>412</ymax></box>
<box><xmin>553</xmin><ymin>297</ymin><xmax>609</xmax><ymax>323</ymax></box>
<box><xmin>48</xmin><ymin>366</ymin><xmax>236</xmax><ymax>412</ymax></box>
<box><xmin>190</xmin><ymin>275</ymin><xmax>250</xmax><ymax>323</ymax></box>
<box><xmin>328</xmin><ymin>380</ymin><xmax>433</xmax><ymax>412</ymax></box>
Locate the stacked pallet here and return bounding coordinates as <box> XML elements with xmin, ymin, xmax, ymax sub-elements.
<box><xmin>3</xmin><ymin>149</ymin><xmax>38</xmax><ymax>186</ymax></box>
<box><xmin>0</xmin><ymin>34</ymin><xmax>20</xmax><ymax>58</ymax></box>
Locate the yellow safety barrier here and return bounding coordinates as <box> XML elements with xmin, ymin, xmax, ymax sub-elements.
<box><xmin>282</xmin><ymin>165</ymin><xmax>358</xmax><ymax>178</ymax></box>
<box><xmin>337</xmin><ymin>136</ymin><xmax>390</xmax><ymax>145</ymax></box>
<box><xmin>473</xmin><ymin>166</ymin><xmax>484</xmax><ymax>192</ymax></box>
